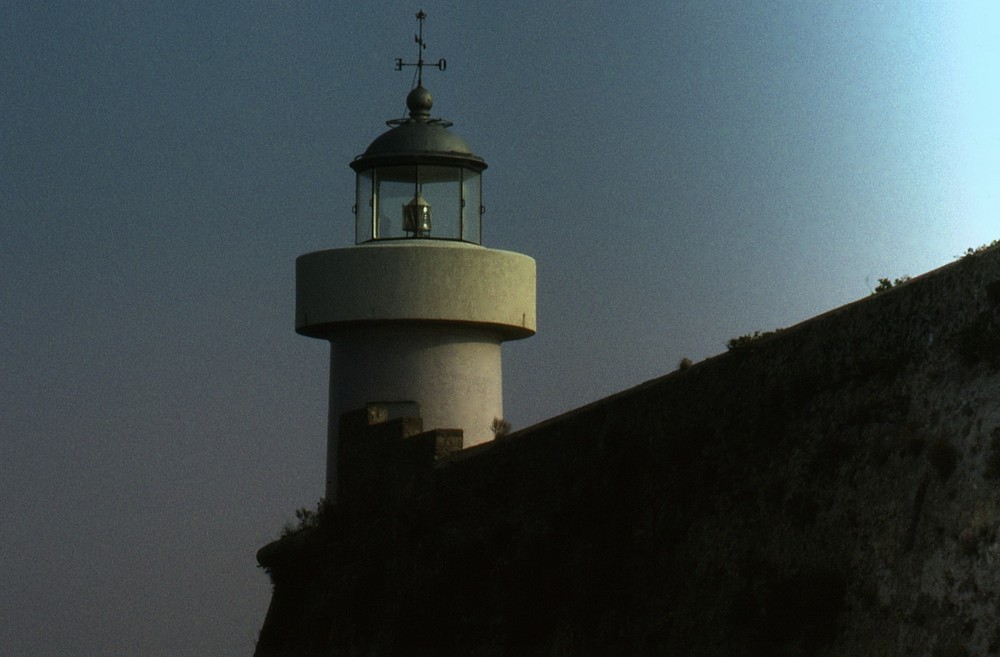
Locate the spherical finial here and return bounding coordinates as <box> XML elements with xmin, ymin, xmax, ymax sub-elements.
<box><xmin>406</xmin><ymin>85</ymin><xmax>433</xmax><ymax>118</ymax></box>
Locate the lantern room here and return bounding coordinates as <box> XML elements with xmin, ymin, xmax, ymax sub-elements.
<box><xmin>350</xmin><ymin>85</ymin><xmax>487</xmax><ymax>244</ymax></box>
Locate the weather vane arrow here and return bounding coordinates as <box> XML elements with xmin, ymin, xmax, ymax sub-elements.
<box><xmin>394</xmin><ymin>10</ymin><xmax>446</xmax><ymax>86</ymax></box>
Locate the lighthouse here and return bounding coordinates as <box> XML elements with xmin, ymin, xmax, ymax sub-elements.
<box><xmin>296</xmin><ymin>13</ymin><xmax>536</xmax><ymax>501</ymax></box>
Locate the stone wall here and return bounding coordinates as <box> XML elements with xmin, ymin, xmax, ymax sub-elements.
<box><xmin>255</xmin><ymin>244</ymin><xmax>1000</xmax><ymax>656</ymax></box>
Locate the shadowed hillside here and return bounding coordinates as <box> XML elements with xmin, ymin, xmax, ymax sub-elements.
<box><xmin>255</xmin><ymin>243</ymin><xmax>1000</xmax><ymax>657</ymax></box>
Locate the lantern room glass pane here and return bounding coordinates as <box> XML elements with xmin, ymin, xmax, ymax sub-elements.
<box><xmin>373</xmin><ymin>167</ymin><xmax>416</xmax><ymax>240</ymax></box>
<box><xmin>358</xmin><ymin>164</ymin><xmax>483</xmax><ymax>243</ymax></box>
<box><xmin>418</xmin><ymin>165</ymin><xmax>461</xmax><ymax>239</ymax></box>
<box><xmin>355</xmin><ymin>170</ymin><xmax>374</xmax><ymax>243</ymax></box>
<box><xmin>462</xmin><ymin>170</ymin><xmax>482</xmax><ymax>244</ymax></box>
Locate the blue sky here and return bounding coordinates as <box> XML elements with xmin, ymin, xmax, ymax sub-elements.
<box><xmin>2</xmin><ymin>1</ymin><xmax>998</xmax><ymax>654</ymax></box>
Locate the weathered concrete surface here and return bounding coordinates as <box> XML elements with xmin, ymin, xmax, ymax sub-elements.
<box><xmin>255</xmin><ymin>244</ymin><xmax>1000</xmax><ymax>657</ymax></box>
<box><xmin>297</xmin><ymin>239</ymin><xmax>536</xmax><ymax>499</ymax></box>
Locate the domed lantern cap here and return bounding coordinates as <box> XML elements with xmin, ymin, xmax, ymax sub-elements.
<box><xmin>350</xmin><ymin>86</ymin><xmax>488</xmax><ymax>173</ymax></box>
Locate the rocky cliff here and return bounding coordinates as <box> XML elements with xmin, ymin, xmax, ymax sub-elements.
<box><xmin>255</xmin><ymin>243</ymin><xmax>1000</xmax><ymax>657</ymax></box>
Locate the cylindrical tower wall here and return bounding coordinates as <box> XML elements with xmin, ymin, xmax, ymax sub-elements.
<box><xmin>324</xmin><ymin>324</ymin><xmax>503</xmax><ymax>500</ymax></box>
<box><xmin>296</xmin><ymin>241</ymin><xmax>535</xmax><ymax>501</ymax></box>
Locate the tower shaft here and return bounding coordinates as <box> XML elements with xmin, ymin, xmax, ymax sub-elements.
<box><xmin>297</xmin><ymin>241</ymin><xmax>535</xmax><ymax>500</ymax></box>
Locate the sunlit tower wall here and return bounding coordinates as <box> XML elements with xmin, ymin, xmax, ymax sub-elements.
<box><xmin>295</xmin><ymin>20</ymin><xmax>536</xmax><ymax>501</ymax></box>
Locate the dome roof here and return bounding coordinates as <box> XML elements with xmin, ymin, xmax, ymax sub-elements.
<box><xmin>350</xmin><ymin>85</ymin><xmax>487</xmax><ymax>173</ymax></box>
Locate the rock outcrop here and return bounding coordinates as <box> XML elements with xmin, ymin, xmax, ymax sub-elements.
<box><xmin>256</xmin><ymin>244</ymin><xmax>1000</xmax><ymax>657</ymax></box>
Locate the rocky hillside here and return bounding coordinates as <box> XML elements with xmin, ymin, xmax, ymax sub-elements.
<box><xmin>255</xmin><ymin>243</ymin><xmax>1000</xmax><ymax>657</ymax></box>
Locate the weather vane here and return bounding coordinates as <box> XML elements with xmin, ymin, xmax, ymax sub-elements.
<box><xmin>394</xmin><ymin>10</ymin><xmax>446</xmax><ymax>87</ymax></box>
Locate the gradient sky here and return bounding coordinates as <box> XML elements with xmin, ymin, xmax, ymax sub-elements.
<box><xmin>2</xmin><ymin>1</ymin><xmax>998</xmax><ymax>655</ymax></box>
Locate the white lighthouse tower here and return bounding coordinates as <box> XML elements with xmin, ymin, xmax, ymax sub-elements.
<box><xmin>297</xmin><ymin>13</ymin><xmax>536</xmax><ymax>501</ymax></box>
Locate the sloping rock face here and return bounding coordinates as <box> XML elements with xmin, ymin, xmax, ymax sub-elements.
<box><xmin>255</xmin><ymin>245</ymin><xmax>1000</xmax><ymax>657</ymax></box>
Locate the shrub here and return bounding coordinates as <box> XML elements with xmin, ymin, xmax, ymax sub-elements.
<box><xmin>957</xmin><ymin>239</ymin><xmax>1000</xmax><ymax>259</ymax></box>
<box><xmin>872</xmin><ymin>276</ymin><xmax>910</xmax><ymax>294</ymax></box>
<box><xmin>282</xmin><ymin>498</ymin><xmax>329</xmax><ymax>537</ymax></box>
<box><xmin>726</xmin><ymin>329</ymin><xmax>780</xmax><ymax>351</ymax></box>
<box><xmin>490</xmin><ymin>417</ymin><xmax>511</xmax><ymax>438</ymax></box>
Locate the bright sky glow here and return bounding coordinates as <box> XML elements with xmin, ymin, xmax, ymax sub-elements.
<box><xmin>945</xmin><ymin>1</ymin><xmax>1000</xmax><ymax>238</ymax></box>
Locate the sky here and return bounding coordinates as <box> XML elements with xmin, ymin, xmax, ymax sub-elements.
<box><xmin>2</xmin><ymin>1</ymin><xmax>998</xmax><ymax>655</ymax></box>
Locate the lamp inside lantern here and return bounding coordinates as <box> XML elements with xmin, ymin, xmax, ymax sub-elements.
<box><xmin>403</xmin><ymin>193</ymin><xmax>432</xmax><ymax>237</ymax></box>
